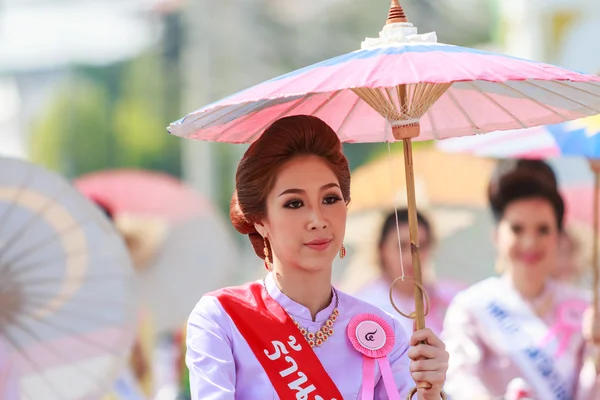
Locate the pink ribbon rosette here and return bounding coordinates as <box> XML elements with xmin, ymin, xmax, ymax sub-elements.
<box><xmin>347</xmin><ymin>313</ymin><xmax>399</xmax><ymax>400</ymax></box>
<box><xmin>540</xmin><ymin>299</ymin><xmax>588</xmax><ymax>358</ymax></box>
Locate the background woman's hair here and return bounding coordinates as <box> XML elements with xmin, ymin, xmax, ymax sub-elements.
<box><xmin>229</xmin><ymin>115</ymin><xmax>351</xmax><ymax>259</ymax></box>
<box><xmin>378</xmin><ymin>208</ymin><xmax>434</xmax><ymax>249</ymax></box>
<box><xmin>488</xmin><ymin>172</ymin><xmax>565</xmax><ymax>231</ymax></box>
<box><xmin>488</xmin><ymin>159</ymin><xmax>558</xmax><ymax>203</ymax></box>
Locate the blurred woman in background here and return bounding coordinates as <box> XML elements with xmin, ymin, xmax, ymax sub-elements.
<box><xmin>489</xmin><ymin>159</ymin><xmax>587</xmax><ymax>285</ymax></box>
<box><xmin>442</xmin><ymin>170</ymin><xmax>600</xmax><ymax>399</ymax></box>
<box><xmin>354</xmin><ymin>208</ymin><xmax>463</xmax><ymax>336</ymax></box>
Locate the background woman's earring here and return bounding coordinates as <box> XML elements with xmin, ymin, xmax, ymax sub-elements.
<box><xmin>339</xmin><ymin>244</ymin><xmax>346</xmax><ymax>259</ymax></box>
<box><xmin>264</xmin><ymin>239</ymin><xmax>272</xmax><ymax>271</ymax></box>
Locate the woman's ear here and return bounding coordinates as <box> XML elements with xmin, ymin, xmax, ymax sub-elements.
<box><xmin>254</xmin><ymin>221</ymin><xmax>266</xmax><ymax>238</ymax></box>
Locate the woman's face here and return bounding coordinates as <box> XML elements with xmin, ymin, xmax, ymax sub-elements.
<box><xmin>256</xmin><ymin>155</ymin><xmax>347</xmax><ymax>272</ymax></box>
<box><xmin>495</xmin><ymin>197</ymin><xmax>559</xmax><ymax>282</ymax></box>
<box><xmin>380</xmin><ymin>222</ymin><xmax>431</xmax><ymax>280</ymax></box>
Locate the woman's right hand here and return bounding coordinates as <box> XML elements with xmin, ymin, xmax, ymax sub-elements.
<box><xmin>582</xmin><ymin>307</ymin><xmax>600</xmax><ymax>345</ymax></box>
<box><xmin>408</xmin><ymin>328</ymin><xmax>449</xmax><ymax>400</ymax></box>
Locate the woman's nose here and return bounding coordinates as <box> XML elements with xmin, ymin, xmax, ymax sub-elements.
<box><xmin>521</xmin><ymin>235</ymin><xmax>537</xmax><ymax>249</ymax></box>
<box><xmin>308</xmin><ymin>208</ymin><xmax>327</xmax><ymax>230</ymax></box>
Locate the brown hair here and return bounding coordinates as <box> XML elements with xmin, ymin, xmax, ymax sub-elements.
<box><xmin>229</xmin><ymin>115</ymin><xmax>351</xmax><ymax>259</ymax></box>
<box><xmin>488</xmin><ymin>172</ymin><xmax>565</xmax><ymax>231</ymax></box>
<box><xmin>489</xmin><ymin>159</ymin><xmax>558</xmax><ymax>191</ymax></box>
<box><xmin>378</xmin><ymin>208</ymin><xmax>434</xmax><ymax>249</ymax></box>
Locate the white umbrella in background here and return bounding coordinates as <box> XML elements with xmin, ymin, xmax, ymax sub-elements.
<box><xmin>74</xmin><ymin>169</ymin><xmax>239</xmax><ymax>335</ymax></box>
<box><xmin>0</xmin><ymin>157</ymin><xmax>136</xmax><ymax>400</ymax></box>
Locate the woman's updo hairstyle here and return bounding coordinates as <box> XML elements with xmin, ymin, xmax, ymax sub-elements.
<box><xmin>489</xmin><ymin>159</ymin><xmax>558</xmax><ymax>191</ymax></box>
<box><xmin>229</xmin><ymin>115</ymin><xmax>351</xmax><ymax>259</ymax></box>
<box><xmin>378</xmin><ymin>208</ymin><xmax>434</xmax><ymax>249</ymax></box>
<box><xmin>488</xmin><ymin>171</ymin><xmax>565</xmax><ymax>231</ymax></box>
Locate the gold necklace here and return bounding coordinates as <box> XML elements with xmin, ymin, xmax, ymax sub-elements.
<box><xmin>263</xmin><ymin>279</ymin><xmax>340</xmax><ymax>347</ymax></box>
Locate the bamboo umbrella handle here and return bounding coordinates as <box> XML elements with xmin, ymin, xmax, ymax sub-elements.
<box><xmin>594</xmin><ymin>170</ymin><xmax>599</xmax><ymax>311</ymax></box>
<box><xmin>588</xmin><ymin>159</ymin><xmax>600</xmax><ymax>371</ymax></box>
<box><xmin>402</xmin><ymin>138</ymin><xmax>427</xmax><ymax>331</ymax></box>
<box><xmin>401</xmin><ymin>136</ymin><xmax>431</xmax><ymax>390</ymax></box>
<box><xmin>588</xmin><ymin>159</ymin><xmax>600</xmax><ymax>311</ymax></box>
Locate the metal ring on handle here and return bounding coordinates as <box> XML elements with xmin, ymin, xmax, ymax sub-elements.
<box><xmin>389</xmin><ymin>276</ymin><xmax>430</xmax><ymax>320</ymax></box>
<box><xmin>391</xmin><ymin>276</ymin><xmax>432</xmax><ymax>389</ymax></box>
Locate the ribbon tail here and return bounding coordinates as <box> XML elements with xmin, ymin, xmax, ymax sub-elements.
<box><xmin>555</xmin><ymin>332</ymin><xmax>573</xmax><ymax>358</ymax></box>
<box><xmin>361</xmin><ymin>357</ymin><xmax>375</xmax><ymax>400</ymax></box>
<box><xmin>378</xmin><ymin>357</ymin><xmax>401</xmax><ymax>400</ymax></box>
<box><xmin>539</xmin><ymin>327</ymin><xmax>558</xmax><ymax>348</ymax></box>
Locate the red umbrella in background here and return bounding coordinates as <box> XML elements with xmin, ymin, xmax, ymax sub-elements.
<box><xmin>74</xmin><ymin>169</ymin><xmax>239</xmax><ymax>335</ymax></box>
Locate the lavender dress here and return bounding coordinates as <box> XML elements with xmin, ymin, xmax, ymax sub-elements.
<box><xmin>186</xmin><ymin>272</ymin><xmax>418</xmax><ymax>399</ymax></box>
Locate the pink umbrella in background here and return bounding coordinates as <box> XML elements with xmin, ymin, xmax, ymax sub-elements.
<box><xmin>73</xmin><ymin>169</ymin><xmax>210</xmax><ymax>223</ymax></box>
<box><xmin>168</xmin><ymin>1</ymin><xmax>600</xmax><ymax>383</ymax></box>
<box><xmin>74</xmin><ymin>169</ymin><xmax>239</xmax><ymax>335</ymax></box>
<box><xmin>563</xmin><ymin>185</ymin><xmax>599</xmax><ymax>226</ymax></box>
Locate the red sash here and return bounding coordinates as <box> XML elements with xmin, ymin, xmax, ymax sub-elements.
<box><xmin>213</xmin><ymin>282</ymin><xmax>343</xmax><ymax>400</ymax></box>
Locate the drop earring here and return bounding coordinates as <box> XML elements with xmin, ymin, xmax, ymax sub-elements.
<box><xmin>339</xmin><ymin>244</ymin><xmax>346</xmax><ymax>259</ymax></box>
<box><xmin>263</xmin><ymin>238</ymin><xmax>272</xmax><ymax>271</ymax></box>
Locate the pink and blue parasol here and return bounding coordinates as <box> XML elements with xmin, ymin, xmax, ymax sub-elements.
<box><xmin>169</xmin><ymin>35</ymin><xmax>600</xmax><ymax>144</ymax></box>
<box><xmin>436</xmin><ymin>115</ymin><xmax>600</xmax><ymax>160</ymax></box>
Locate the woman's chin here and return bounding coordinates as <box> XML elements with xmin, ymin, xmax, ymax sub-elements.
<box><xmin>296</xmin><ymin>254</ymin><xmax>336</xmax><ymax>272</ymax></box>
<box><xmin>512</xmin><ymin>263</ymin><xmax>549</xmax><ymax>281</ymax></box>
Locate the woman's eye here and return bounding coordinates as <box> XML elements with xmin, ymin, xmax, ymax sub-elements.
<box><xmin>510</xmin><ymin>224</ymin><xmax>523</xmax><ymax>234</ymax></box>
<box><xmin>284</xmin><ymin>200</ymin><xmax>303</xmax><ymax>209</ymax></box>
<box><xmin>323</xmin><ymin>195</ymin><xmax>342</xmax><ymax>204</ymax></box>
<box><xmin>538</xmin><ymin>225</ymin><xmax>551</xmax><ymax>235</ymax></box>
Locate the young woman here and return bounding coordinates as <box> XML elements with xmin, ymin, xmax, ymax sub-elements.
<box><xmin>489</xmin><ymin>159</ymin><xmax>585</xmax><ymax>284</ymax></box>
<box><xmin>354</xmin><ymin>209</ymin><xmax>463</xmax><ymax>336</ymax></box>
<box><xmin>186</xmin><ymin>115</ymin><xmax>449</xmax><ymax>399</ymax></box>
<box><xmin>442</xmin><ymin>171</ymin><xmax>600</xmax><ymax>399</ymax></box>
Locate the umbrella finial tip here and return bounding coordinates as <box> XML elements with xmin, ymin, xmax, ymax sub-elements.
<box><xmin>386</xmin><ymin>0</ymin><xmax>408</xmax><ymax>24</ymax></box>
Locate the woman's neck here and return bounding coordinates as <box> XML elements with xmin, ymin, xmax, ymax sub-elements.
<box><xmin>272</xmin><ymin>264</ymin><xmax>333</xmax><ymax>321</ymax></box>
<box><xmin>506</xmin><ymin>270</ymin><xmax>547</xmax><ymax>300</ymax></box>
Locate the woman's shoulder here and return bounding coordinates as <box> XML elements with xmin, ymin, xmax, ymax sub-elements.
<box><xmin>448</xmin><ymin>277</ymin><xmax>498</xmax><ymax>302</ymax></box>
<box><xmin>442</xmin><ymin>277</ymin><xmax>510</xmax><ymax>320</ymax></box>
<box><xmin>351</xmin><ymin>278</ymin><xmax>389</xmax><ymax>304</ymax></box>
<box><xmin>431</xmin><ymin>278</ymin><xmax>467</xmax><ymax>306</ymax></box>
<box><xmin>188</xmin><ymin>282</ymin><xmax>260</xmax><ymax>329</ymax></box>
<box><xmin>551</xmin><ymin>280</ymin><xmax>592</xmax><ymax>303</ymax></box>
<box><xmin>337</xmin><ymin>290</ymin><xmax>410</xmax><ymax>345</ymax></box>
<box><xmin>435</xmin><ymin>278</ymin><xmax>467</xmax><ymax>296</ymax></box>
<box><xmin>338</xmin><ymin>289</ymin><xmax>394</xmax><ymax>315</ymax></box>
<box><xmin>188</xmin><ymin>294</ymin><xmax>229</xmax><ymax>330</ymax></box>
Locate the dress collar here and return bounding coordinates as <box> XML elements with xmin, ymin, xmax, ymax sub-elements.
<box><xmin>264</xmin><ymin>272</ymin><xmax>337</xmax><ymax>323</ymax></box>
<box><xmin>501</xmin><ymin>274</ymin><xmax>555</xmax><ymax>307</ymax></box>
